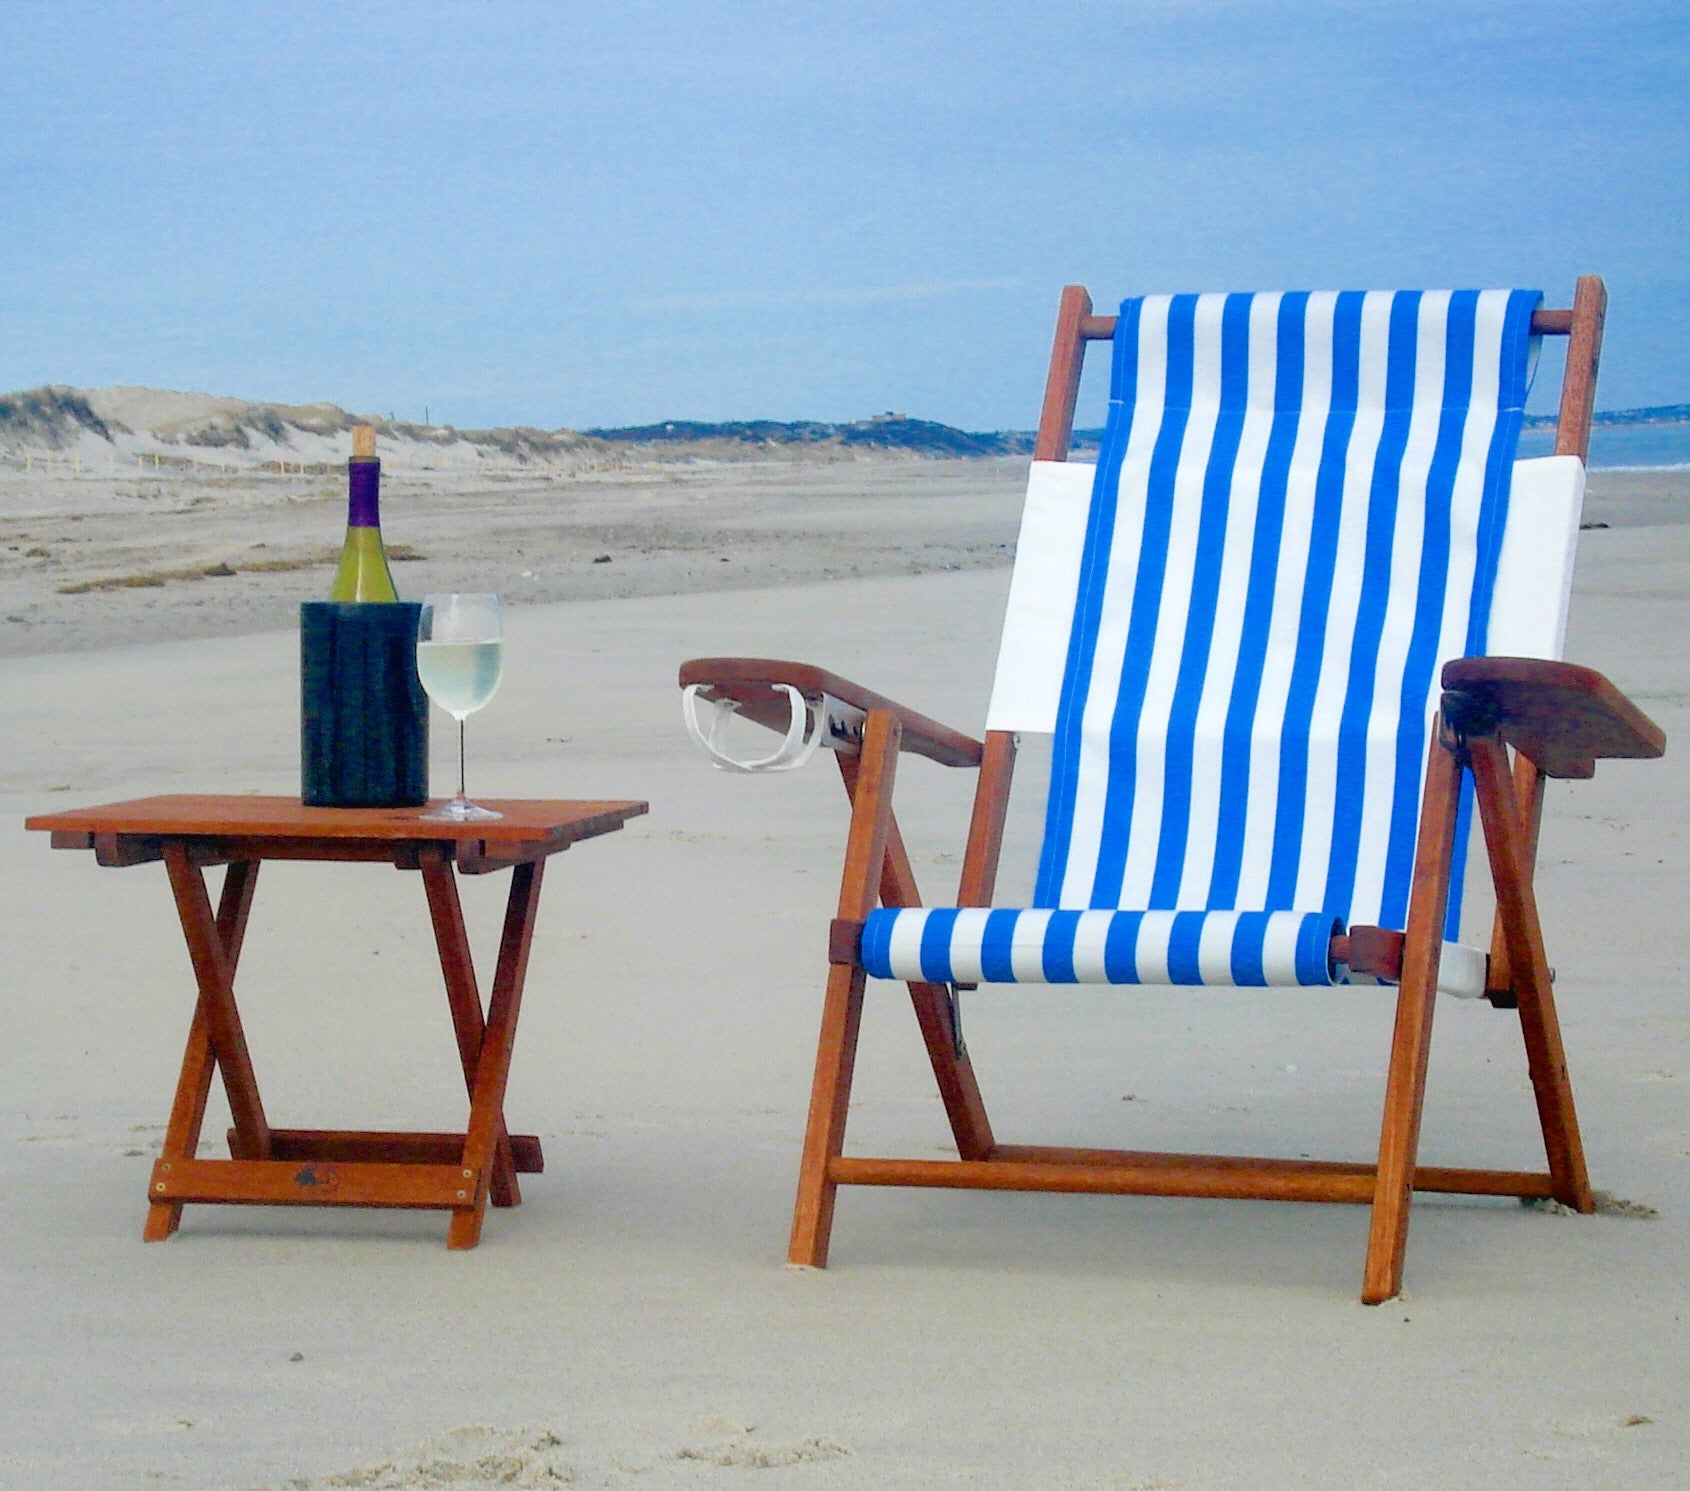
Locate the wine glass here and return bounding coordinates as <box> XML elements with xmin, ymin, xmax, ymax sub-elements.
<box><xmin>416</xmin><ymin>593</ymin><xmax>504</xmax><ymax>822</ymax></box>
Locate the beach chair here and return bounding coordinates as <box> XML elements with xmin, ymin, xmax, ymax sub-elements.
<box><xmin>679</xmin><ymin>280</ymin><xmax>1665</xmax><ymax>1302</ymax></box>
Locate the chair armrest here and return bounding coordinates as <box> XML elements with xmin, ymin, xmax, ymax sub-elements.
<box><xmin>678</xmin><ymin>657</ymin><xmax>984</xmax><ymax>768</ymax></box>
<box><xmin>1441</xmin><ymin>657</ymin><xmax>1666</xmax><ymax>779</ymax></box>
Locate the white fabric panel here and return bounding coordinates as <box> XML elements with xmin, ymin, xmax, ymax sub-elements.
<box><xmin>1197</xmin><ymin>911</ymin><xmax>1241</xmax><ymax>982</ymax></box>
<box><xmin>985</xmin><ymin>461</ymin><xmax>1095</xmax><ymax>732</ymax></box>
<box><xmin>1069</xmin><ymin>913</ymin><xmax>1113</xmax><ymax>981</ymax></box>
<box><xmin>1260</xmin><ymin>913</ymin><xmax>1308</xmax><ymax>986</ymax></box>
<box><xmin>886</xmin><ymin>912</ymin><xmax>927</xmax><ymax>980</ymax></box>
<box><xmin>1009</xmin><ymin>909</ymin><xmax>1055</xmax><ymax>981</ymax></box>
<box><xmin>943</xmin><ymin>908</ymin><xmax>993</xmax><ymax>983</ymax></box>
<box><xmin>1486</xmin><ymin>456</ymin><xmax>1585</xmax><ymax>660</ymax></box>
<box><xmin>1130</xmin><ymin>912</ymin><xmax>1178</xmax><ymax>984</ymax></box>
<box><xmin>1436</xmin><ymin>940</ymin><xmax>1489</xmax><ymax>1000</ymax></box>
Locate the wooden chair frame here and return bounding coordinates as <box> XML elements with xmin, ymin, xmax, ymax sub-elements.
<box><xmin>681</xmin><ymin>278</ymin><xmax>1665</xmax><ymax>1301</ymax></box>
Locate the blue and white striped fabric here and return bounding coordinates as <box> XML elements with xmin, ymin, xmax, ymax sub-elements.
<box><xmin>862</xmin><ymin>289</ymin><xmax>1540</xmax><ymax>988</ymax></box>
<box><xmin>861</xmin><ymin>907</ymin><xmax>1340</xmax><ymax>987</ymax></box>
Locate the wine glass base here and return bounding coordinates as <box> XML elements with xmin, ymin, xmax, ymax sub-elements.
<box><xmin>421</xmin><ymin>800</ymin><xmax>503</xmax><ymax>822</ymax></box>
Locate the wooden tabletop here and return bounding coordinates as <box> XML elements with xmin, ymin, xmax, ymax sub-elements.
<box><xmin>27</xmin><ymin>794</ymin><xmax>648</xmax><ymax>852</ymax></box>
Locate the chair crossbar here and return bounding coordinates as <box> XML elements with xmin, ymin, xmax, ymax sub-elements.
<box><xmin>830</xmin><ymin>1151</ymin><xmax>1555</xmax><ymax>1204</ymax></box>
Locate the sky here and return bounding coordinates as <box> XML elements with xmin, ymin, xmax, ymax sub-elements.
<box><xmin>1</xmin><ymin>1</ymin><xmax>1685</xmax><ymax>430</ymax></box>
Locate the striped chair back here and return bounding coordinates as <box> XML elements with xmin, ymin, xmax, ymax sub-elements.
<box><xmin>1031</xmin><ymin>290</ymin><xmax>1542</xmax><ymax>932</ymax></box>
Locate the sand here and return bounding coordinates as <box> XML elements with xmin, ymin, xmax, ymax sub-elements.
<box><xmin>0</xmin><ymin>460</ymin><xmax>1686</xmax><ymax>1489</ymax></box>
<box><xmin>0</xmin><ymin>459</ymin><xmax>1681</xmax><ymax>659</ymax></box>
<box><xmin>0</xmin><ymin>456</ymin><xmax>1031</xmax><ymax>659</ymax></box>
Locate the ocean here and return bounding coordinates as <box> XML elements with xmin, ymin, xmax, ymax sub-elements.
<box><xmin>1519</xmin><ymin>421</ymin><xmax>1690</xmax><ymax>469</ymax></box>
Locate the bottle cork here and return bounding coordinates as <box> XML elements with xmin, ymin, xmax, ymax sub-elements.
<box><xmin>351</xmin><ymin>424</ymin><xmax>377</xmax><ymax>459</ymax></box>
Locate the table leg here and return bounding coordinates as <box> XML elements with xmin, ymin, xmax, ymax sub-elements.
<box><xmin>419</xmin><ymin>853</ymin><xmax>521</xmax><ymax>1208</ymax></box>
<box><xmin>449</xmin><ymin>858</ymin><xmax>545</xmax><ymax>1249</ymax></box>
<box><xmin>146</xmin><ymin>857</ymin><xmax>262</xmax><ymax>1240</ymax></box>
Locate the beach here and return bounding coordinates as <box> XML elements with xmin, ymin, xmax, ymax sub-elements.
<box><xmin>1</xmin><ymin>457</ymin><xmax>1683</xmax><ymax>660</ymax></box>
<box><xmin>1</xmin><ymin>458</ymin><xmax>1686</xmax><ymax>1489</ymax></box>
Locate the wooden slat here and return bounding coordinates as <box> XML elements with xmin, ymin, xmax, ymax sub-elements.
<box><xmin>253</xmin><ymin>1127</ymin><xmax>543</xmax><ymax>1172</ymax></box>
<box><xmin>25</xmin><ymin>794</ymin><xmax>647</xmax><ymax>848</ymax></box>
<box><xmin>149</xmin><ymin>1157</ymin><xmax>475</xmax><ymax>1209</ymax></box>
<box><xmin>1443</xmin><ymin>656</ymin><xmax>1664</xmax><ymax>778</ymax></box>
<box><xmin>789</xmin><ymin>710</ymin><xmax>901</xmax><ymax>1267</ymax></box>
<box><xmin>1335</xmin><ymin>925</ymin><xmax>1406</xmax><ymax>981</ymax></box>
<box><xmin>870</xmin><ymin>777</ymin><xmax>995</xmax><ymax>1162</ymax></box>
<box><xmin>990</xmin><ymin>1145</ymin><xmax>1554</xmax><ymax>1198</ymax></box>
<box><xmin>420</xmin><ymin>851</ymin><xmax>523</xmax><ymax>1207</ymax></box>
<box><xmin>832</xmin><ymin>1152</ymin><xmax>1555</xmax><ymax>1203</ymax></box>
<box><xmin>957</xmin><ymin>729</ymin><xmax>1018</xmax><ymax>910</ymax></box>
<box><xmin>677</xmin><ymin>658</ymin><xmax>982</xmax><ymax>767</ymax></box>
<box><xmin>1363</xmin><ymin>729</ymin><xmax>1462</xmax><ymax>1304</ymax></box>
<box><xmin>146</xmin><ymin>860</ymin><xmax>262</xmax><ymax>1238</ymax></box>
<box><xmin>1468</xmin><ymin>732</ymin><xmax>1593</xmax><ymax>1210</ymax></box>
<box><xmin>163</xmin><ymin>844</ymin><xmax>271</xmax><ymax>1160</ymax></box>
<box><xmin>1034</xmin><ymin>285</ymin><xmax>1093</xmax><ymax>460</ymax></box>
<box><xmin>1486</xmin><ymin>752</ymin><xmax>1544</xmax><ymax>1005</ymax></box>
<box><xmin>447</xmin><ymin>857</ymin><xmax>546</xmax><ymax>1248</ymax></box>
<box><xmin>833</xmin><ymin>1155</ymin><xmax>1370</xmax><ymax>1203</ymax></box>
<box><xmin>94</xmin><ymin>832</ymin><xmax>163</xmax><ymax>867</ymax></box>
<box><xmin>1078</xmin><ymin>305</ymin><xmax>1578</xmax><ymax>342</ymax></box>
<box><xmin>1555</xmin><ymin>275</ymin><xmax>1606</xmax><ymax>459</ymax></box>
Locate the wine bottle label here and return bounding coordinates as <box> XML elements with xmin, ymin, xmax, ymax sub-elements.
<box><xmin>348</xmin><ymin>459</ymin><xmax>381</xmax><ymax>527</ymax></box>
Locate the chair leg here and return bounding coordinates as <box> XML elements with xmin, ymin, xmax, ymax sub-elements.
<box><xmin>1467</xmin><ymin>734</ymin><xmax>1593</xmax><ymax>1210</ymax></box>
<box><xmin>855</xmin><ymin>773</ymin><xmax>996</xmax><ymax>1161</ymax></box>
<box><xmin>789</xmin><ymin>962</ymin><xmax>870</xmax><ymax>1267</ymax></box>
<box><xmin>1363</xmin><ymin>731</ymin><xmax>1463</xmax><ymax>1304</ymax></box>
<box><xmin>790</xmin><ymin>708</ymin><xmax>902</xmax><ymax>1267</ymax></box>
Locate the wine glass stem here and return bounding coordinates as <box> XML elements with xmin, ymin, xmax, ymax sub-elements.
<box><xmin>457</xmin><ymin>716</ymin><xmax>468</xmax><ymax>805</ymax></box>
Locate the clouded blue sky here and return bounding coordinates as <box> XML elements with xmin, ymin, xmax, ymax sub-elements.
<box><xmin>2</xmin><ymin>1</ymin><xmax>1684</xmax><ymax>429</ymax></box>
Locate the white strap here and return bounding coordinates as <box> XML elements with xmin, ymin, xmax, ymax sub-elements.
<box><xmin>681</xmin><ymin>683</ymin><xmax>825</xmax><ymax>773</ymax></box>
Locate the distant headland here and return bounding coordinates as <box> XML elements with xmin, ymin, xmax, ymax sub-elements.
<box><xmin>1</xmin><ymin>384</ymin><xmax>1685</xmax><ymax>468</ymax></box>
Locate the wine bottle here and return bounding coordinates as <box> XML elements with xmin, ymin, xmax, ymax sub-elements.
<box><xmin>328</xmin><ymin>424</ymin><xmax>399</xmax><ymax>602</ymax></box>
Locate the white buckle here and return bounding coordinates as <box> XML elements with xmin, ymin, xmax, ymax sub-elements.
<box><xmin>681</xmin><ymin>684</ymin><xmax>864</xmax><ymax>773</ymax></box>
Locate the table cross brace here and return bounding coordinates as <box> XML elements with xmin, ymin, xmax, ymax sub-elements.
<box><xmin>143</xmin><ymin>843</ymin><xmax>548</xmax><ymax>1248</ymax></box>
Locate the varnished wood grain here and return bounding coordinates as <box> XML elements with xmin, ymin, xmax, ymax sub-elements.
<box><xmin>28</xmin><ymin>794</ymin><xmax>646</xmax><ymax>847</ymax></box>
<box><xmin>1080</xmin><ymin>303</ymin><xmax>1581</xmax><ymax>343</ymax></box>
<box><xmin>832</xmin><ymin>1152</ymin><xmax>1555</xmax><ymax>1203</ymax></box>
<box><xmin>150</xmin><ymin>1157</ymin><xmax>474</xmax><ymax>1209</ymax></box>
<box><xmin>1442</xmin><ymin>656</ymin><xmax>1665</xmax><ymax>778</ymax></box>
<box><xmin>866</xmin><ymin>770</ymin><xmax>995</xmax><ymax>1163</ymax></box>
<box><xmin>789</xmin><ymin>710</ymin><xmax>901</xmax><ymax>1266</ymax></box>
<box><xmin>1555</xmin><ymin>276</ymin><xmax>1606</xmax><ymax>459</ymax></box>
<box><xmin>1363</xmin><ymin>730</ymin><xmax>1462</xmax><ymax>1304</ymax></box>
<box><xmin>146</xmin><ymin>859</ymin><xmax>260</xmax><ymax>1239</ymax></box>
<box><xmin>244</xmin><ymin>1127</ymin><xmax>543</xmax><ymax>1171</ymax></box>
<box><xmin>1034</xmin><ymin>285</ymin><xmax>1093</xmax><ymax>461</ymax></box>
<box><xmin>35</xmin><ymin>796</ymin><xmax>620</xmax><ymax>1247</ymax></box>
<box><xmin>1468</xmin><ymin>732</ymin><xmax>1593</xmax><ymax>1210</ymax></box>
<box><xmin>448</xmin><ymin>858</ymin><xmax>546</xmax><ymax>1249</ymax></box>
<box><xmin>677</xmin><ymin>659</ymin><xmax>981</xmax><ymax>767</ymax></box>
<box><xmin>957</xmin><ymin>730</ymin><xmax>1018</xmax><ymax>911</ymax></box>
<box><xmin>421</xmin><ymin>851</ymin><xmax>522</xmax><ymax>1207</ymax></box>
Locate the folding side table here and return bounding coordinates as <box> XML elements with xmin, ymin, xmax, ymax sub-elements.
<box><xmin>25</xmin><ymin>794</ymin><xmax>647</xmax><ymax>1248</ymax></box>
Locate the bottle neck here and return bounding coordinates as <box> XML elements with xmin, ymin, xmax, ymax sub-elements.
<box><xmin>347</xmin><ymin>458</ymin><xmax>381</xmax><ymax>527</ymax></box>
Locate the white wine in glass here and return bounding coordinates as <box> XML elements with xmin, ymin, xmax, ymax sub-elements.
<box><xmin>417</xmin><ymin>593</ymin><xmax>504</xmax><ymax>821</ymax></box>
